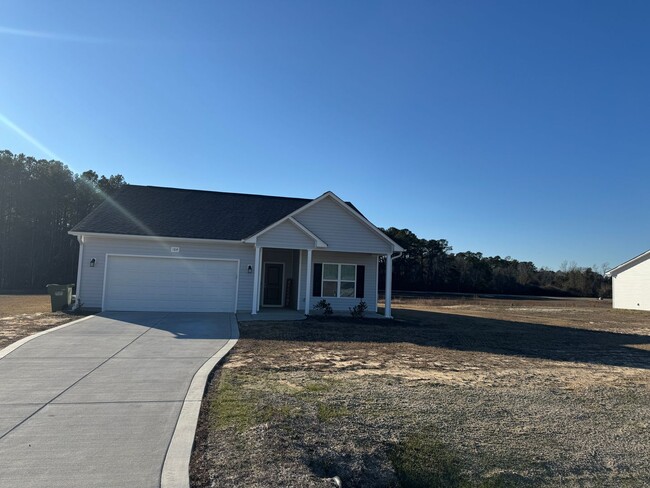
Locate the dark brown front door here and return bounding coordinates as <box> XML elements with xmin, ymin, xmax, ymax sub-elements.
<box><xmin>263</xmin><ymin>263</ymin><xmax>283</xmax><ymax>306</ymax></box>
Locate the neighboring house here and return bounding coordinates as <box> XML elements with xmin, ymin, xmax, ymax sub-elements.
<box><xmin>69</xmin><ymin>185</ymin><xmax>404</xmax><ymax>317</ymax></box>
<box><xmin>606</xmin><ymin>250</ymin><xmax>650</xmax><ymax>311</ymax></box>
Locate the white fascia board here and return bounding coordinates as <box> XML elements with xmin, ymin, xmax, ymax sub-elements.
<box><xmin>606</xmin><ymin>249</ymin><xmax>650</xmax><ymax>276</ymax></box>
<box><xmin>313</xmin><ymin>248</ymin><xmax>396</xmax><ymax>256</ymax></box>
<box><xmin>68</xmin><ymin>231</ymin><xmax>250</xmax><ymax>246</ymax></box>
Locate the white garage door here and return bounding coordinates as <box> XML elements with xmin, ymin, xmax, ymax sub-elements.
<box><xmin>103</xmin><ymin>255</ymin><xmax>238</xmax><ymax>312</ymax></box>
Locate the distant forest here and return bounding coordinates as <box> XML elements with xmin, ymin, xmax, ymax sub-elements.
<box><xmin>0</xmin><ymin>150</ymin><xmax>125</xmax><ymax>290</ymax></box>
<box><xmin>0</xmin><ymin>150</ymin><xmax>611</xmax><ymax>297</ymax></box>
<box><xmin>379</xmin><ymin>228</ymin><xmax>611</xmax><ymax>298</ymax></box>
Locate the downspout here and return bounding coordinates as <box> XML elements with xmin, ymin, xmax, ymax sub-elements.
<box><xmin>72</xmin><ymin>235</ymin><xmax>84</xmax><ymax>311</ymax></box>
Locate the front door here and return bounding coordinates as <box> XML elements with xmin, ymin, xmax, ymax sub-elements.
<box><xmin>263</xmin><ymin>263</ymin><xmax>284</xmax><ymax>306</ymax></box>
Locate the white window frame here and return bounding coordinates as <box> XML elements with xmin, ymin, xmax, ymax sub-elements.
<box><xmin>321</xmin><ymin>263</ymin><xmax>357</xmax><ymax>299</ymax></box>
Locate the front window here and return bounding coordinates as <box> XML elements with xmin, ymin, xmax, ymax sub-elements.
<box><xmin>322</xmin><ymin>263</ymin><xmax>356</xmax><ymax>298</ymax></box>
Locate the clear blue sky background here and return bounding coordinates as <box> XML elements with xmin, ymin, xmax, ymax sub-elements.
<box><xmin>1</xmin><ymin>1</ymin><xmax>648</xmax><ymax>271</ymax></box>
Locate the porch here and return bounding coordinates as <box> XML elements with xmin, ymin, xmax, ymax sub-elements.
<box><xmin>237</xmin><ymin>307</ymin><xmax>386</xmax><ymax>322</ymax></box>
<box><xmin>250</xmin><ymin>246</ymin><xmax>395</xmax><ymax>318</ymax></box>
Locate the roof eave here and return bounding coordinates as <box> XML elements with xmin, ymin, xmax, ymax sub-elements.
<box><xmin>606</xmin><ymin>249</ymin><xmax>650</xmax><ymax>276</ymax></box>
<box><xmin>68</xmin><ymin>230</ymin><xmax>248</xmax><ymax>245</ymax></box>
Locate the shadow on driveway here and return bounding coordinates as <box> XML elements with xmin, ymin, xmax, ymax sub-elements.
<box><xmin>75</xmin><ymin>311</ymin><xmax>236</xmax><ymax>340</ymax></box>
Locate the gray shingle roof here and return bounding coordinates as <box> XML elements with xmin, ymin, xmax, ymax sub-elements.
<box><xmin>71</xmin><ymin>185</ymin><xmax>312</xmax><ymax>240</ymax></box>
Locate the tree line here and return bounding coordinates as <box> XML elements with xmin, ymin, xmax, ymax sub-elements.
<box><xmin>379</xmin><ymin>228</ymin><xmax>612</xmax><ymax>298</ymax></box>
<box><xmin>0</xmin><ymin>150</ymin><xmax>611</xmax><ymax>297</ymax></box>
<box><xmin>0</xmin><ymin>150</ymin><xmax>124</xmax><ymax>290</ymax></box>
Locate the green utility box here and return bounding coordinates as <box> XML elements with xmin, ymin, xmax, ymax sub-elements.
<box><xmin>46</xmin><ymin>284</ymin><xmax>73</xmax><ymax>312</ymax></box>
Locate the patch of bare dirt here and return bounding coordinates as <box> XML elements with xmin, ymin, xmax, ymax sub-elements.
<box><xmin>0</xmin><ymin>295</ymin><xmax>80</xmax><ymax>349</ymax></box>
<box><xmin>0</xmin><ymin>313</ymin><xmax>79</xmax><ymax>349</ymax></box>
<box><xmin>191</xmin><ymin>298</ymin><xmax>650</xmax><ymax>487</ymax></box>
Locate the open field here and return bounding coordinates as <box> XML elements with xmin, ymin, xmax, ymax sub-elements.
<box><xmin>0</xmin><ymin>294</ymin><xmax>79</xmax><ymax>349</ymax></box>
<box><xmin>0</xmin><ymin>294</ymin><xmax>51</xmax><ymax>317</ymax></box>
<box><xmin>191</xmin><ymin>297</ymin><xmax>650</xmax><ymax>487</ymax></box>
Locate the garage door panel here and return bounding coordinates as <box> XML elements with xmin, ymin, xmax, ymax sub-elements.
<box><xmin>103</xmin><ymin>256</ymin><xmax>237</xmax><ymax>312</ymax></box>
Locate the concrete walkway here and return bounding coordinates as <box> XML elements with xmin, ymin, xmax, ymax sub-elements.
<box><xmin>237</xmin><ymin>308</ymin><xmax>307</xmax><ymax>322</ymax></box>
<box><xmin>0</xmin><ymin>312</ymin><xmax>236</xmax><ymax>488</ymax></box>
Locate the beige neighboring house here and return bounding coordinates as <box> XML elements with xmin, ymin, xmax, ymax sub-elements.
<box><xmin>606</xmin><ymin>250</ymin><xmax>650</xmax><ymax>311</ymax></box>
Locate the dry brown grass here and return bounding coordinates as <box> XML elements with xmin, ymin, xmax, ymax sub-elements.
<box><xmin>0</xmin><ymin>294</ymin><xmax>51</xmax><ymax>317</ymax></box>
<box><xmin>192</xmin><ymin>297</ymin><xmax>650</xmax><ymax>488</ymax></box>
<box><xmin>0</xmin><ymin>294</ymin><xmax>79</xmax><ymax>349</ymax></box>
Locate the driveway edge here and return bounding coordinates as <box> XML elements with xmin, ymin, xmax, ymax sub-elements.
<box><xmin>0</xmin><ymin>315</ymin><xmax>95</xmax><ymax>360</ymax></box>
<box><xmin>161</xmin><ymin>313</ymin><xmax>240</xmax><ymax>488</ymax></box>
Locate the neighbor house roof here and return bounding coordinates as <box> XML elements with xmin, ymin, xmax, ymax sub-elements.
<box><xmin>606</xmin><ymin>249</ymin><xmax>650</xmax><ymax>276</ymax></box>
<box><xmin>70</xmin><ymin>185</ymin><xmax>312</xmax><ymax>241</ymax></box>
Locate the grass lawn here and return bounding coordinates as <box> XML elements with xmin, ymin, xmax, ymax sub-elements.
<box><xmin>0</xmin><ymin>294</ymin><xmax>80</xmax><ymax>349</ymax></box>
<box><xmin>191</xmin><ymin>297</ymin><xmax>650</xmax><ymax>487</ymax></box>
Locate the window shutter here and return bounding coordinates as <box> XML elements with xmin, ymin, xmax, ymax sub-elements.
<box><xmin>356</xmin><ymin>265</ymin><xmax>365</xmax><ymax>298</ymax></box>
<box><xmin>312</xmin><ymin>263</ymin><xmax>322</xmax><ymax>296</ymax></box>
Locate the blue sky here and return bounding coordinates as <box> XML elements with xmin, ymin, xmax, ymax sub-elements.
<box><xmin>1</xmin><ymin>1</ymin><xmax>648</xmax><ymax>270</ymax></box>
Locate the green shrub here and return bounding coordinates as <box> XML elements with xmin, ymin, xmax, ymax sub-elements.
<box><xmin>314</xmin><ymin>299</ymin><xmax>333</xmax><ymax>316</ymax></box>
<box><xmin>349</xmin><ymin>300</ymin><xmax>368</xmax><ymax>318</ymax></box>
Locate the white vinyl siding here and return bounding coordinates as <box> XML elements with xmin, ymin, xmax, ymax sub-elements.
<box><xmin>78</xmin><ymin>236</ymin><xmax>255</xmax><ymax>311</ymax></box>
<box><xmin>293</xmin><ymin>196</ymin><xmax>392</xmax><ymax>254</ymax></box>
<box><xmin>256</xmin><ymin>220</ymin><xmax>316</xmax><ymax>249</ymax></box>
<box><xmin>103</xmin><ymin>255</ymin><xmax>237</xmax><ymax>312</ymax></box>
<box><xmin>611</xmin><ymin>255</ymin><xmax>650</xmax><ymax>311</ymax></box>
<box><xmin>299</xmin><ymin>251</ymin><xmax>378</xmax><ymax>313</ymax></box>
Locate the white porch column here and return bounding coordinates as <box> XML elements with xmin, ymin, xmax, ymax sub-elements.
<box><xmin>385</xmin><ymin>253</ymin><xmax>393</xmax><ymax>318</ymax></box>
<box><xmin>252</xmin><ymin>245</ymin><xmax>262</xmax><ymax>314</ymax></box>
<box><xmin>304</xmin><ymin>249</ymin><xmax>313</xmax><ymax>315</ymax></box>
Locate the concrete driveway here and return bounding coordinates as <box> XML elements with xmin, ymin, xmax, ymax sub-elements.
<box><xmin>0</xmin><ymin>312</ymin><xmax>236</xmax><ymax>488</ymax></box>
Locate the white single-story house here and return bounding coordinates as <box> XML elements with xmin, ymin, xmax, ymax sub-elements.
<box><xmin>69</xmin><ymin>185</ymin><xmax>404</xmax><ymax>317</ymax></box>
<box><xmin>606</xmin><ymin>249</ymin><xmax>650</xmax><ymax>311</ymax></box>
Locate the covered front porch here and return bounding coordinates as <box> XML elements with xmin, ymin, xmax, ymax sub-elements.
<box><xmin>250</xmin><ymin>246</ymin><xmax>395</xmax><ymax>318</ymax></box>
<box><xmin>237</xmin><ymin>307</ymin><xmax>386</xmax><ymax>322</ymax></box>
